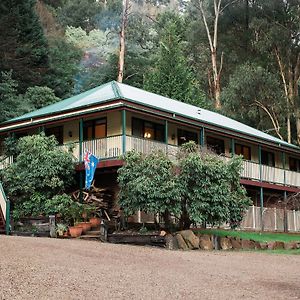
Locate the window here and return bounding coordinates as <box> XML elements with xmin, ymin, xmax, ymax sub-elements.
<box><xmin>132</xmin><ymin>117</ymin><xmax>165</xmax><ymax>142</ymax></box>
<box><xmin>206</xmin><ymin>136</ymin><xmax>225</xmax><ymax>155</ymax></box>
<box><xmin>235</xmin><ymin>143</ymin><xmax>251</xmax><ymax>160</ymax></box>
<box><xmin>178</xmin><ymin>129</ymin><xmax>198</xmax><ymax>146</ymax></box>
<box><xmin>289</xmin><ymin>157</ymin><xmax>300</xmax><ymax>172</ymax></box>
<box><xmin>45</xmin><ymin>126</ymin><xmax>63</xmax><ymax>144</ymax></box>
<box><xmin>83</xmin><ymin>118</ymin><xmax>106</xmax><ymax>141</ymax></box>
<box><xmin>261</xmin><ymin>150</ymin><xmax>275</xmax><ymax>167</ymax></box>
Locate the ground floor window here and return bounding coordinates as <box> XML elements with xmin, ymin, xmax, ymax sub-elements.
<box><xmin>261</xmin><ymin>150</ymin><xmax>275</xmax><ymax>167</ymax></box>
<box><xmin>132</xmin><ymin>117</ymin><xmax>165</xmax><ymax>142</ymax></box>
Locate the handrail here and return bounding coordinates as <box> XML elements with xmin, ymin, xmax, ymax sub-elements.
<box><xmin>0</xmin><ymin>182</ymin><xmax>10</xmax><ymax>235</ymax></box>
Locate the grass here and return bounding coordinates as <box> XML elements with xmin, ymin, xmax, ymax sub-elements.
<box><xmin>194</xmin><ymin>228</ymin><xmax>300</xmax><ymax>243</ymax></box>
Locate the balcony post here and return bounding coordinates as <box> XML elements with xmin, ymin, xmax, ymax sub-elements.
<box><xmin>200</xmin><ymin>127</ymin><xmax>205</xmax><ymax>147</ymax></box>
<box><xmin>258</xmin><ymin>145</ymin><xmax>264</xmax><ymax>231</ymax></box>
<box><xmin>165</xmin><ymin>120</ymin><xmax>168</xmax><ymax>153</ymax></box>
<box><xmin>122</xmin><ymin>110</ymin><xmax>126</xmax><ymax>154</ymax></box>
<box><xmin>282</xmin><ymin>152</ymin><xmax>286</xmax><ymax>185</ymax></box>
<box><xmin>79</xmin><ymin>118</ymin><xmax>84</xmax><ymax>202</ymax></box>
<box><xmin>230</xmin><ymin>138</ymin><xmax>235</xmax><ymax>156</ymax></box>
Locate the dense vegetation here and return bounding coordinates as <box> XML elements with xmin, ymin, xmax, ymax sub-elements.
<box><xmin>118</xmin><ymin>142</ymin><xmax>251</xmax><ymax>231</ymax></box>
<box><xmin>0</xmin><ymin>0</ymin><xmax>299</xmax><ymax>144</ymax></box>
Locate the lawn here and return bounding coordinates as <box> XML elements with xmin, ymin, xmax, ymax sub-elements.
<box><xmin>194</xmin><ymin>229</ymin><xmax>300</xmax><ymax>243</ymax></box>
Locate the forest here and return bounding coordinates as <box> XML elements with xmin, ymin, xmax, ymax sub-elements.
<box><xmin>0</xmin><ymin>0</ymin><xmax>299</xmax><ymax>145</ymax></box>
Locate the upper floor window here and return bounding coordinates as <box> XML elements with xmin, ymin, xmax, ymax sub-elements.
<box><xmin>45</xmin><ymin>126</ymin><xmax>63</xmax><ymax>144</ymax></box>
<box><xmin>178</xmin><ymin>129</ymin><xmax>198</xmax><ymax>146</ymax></box>
<box><xmin>235</xmin><ymin>143</ymin><xmax>251</xmax><ymax>160</ymax></box>
<box><xmin>132</xmin><ymin>117</ymin><xmax>165</xmax><ymax>142</ymax></box>
<box><xmin>206</xmin><ymin>136</ymin><xmax>225</xmax><ymax>155</ymax></box>
<box><xmin>83</xmin><ymin>118</ymin><xmax>106</xmax><ymax>141</ymax></box>
<box><xmin>289</xmin><ymin>157</ymin><xmax>300</xmax><ymax>172</ymax></box>
<box><xmin>261</xmin><ymin>150</ymin><xmax>275</xmax><ymax>167</ymax></box>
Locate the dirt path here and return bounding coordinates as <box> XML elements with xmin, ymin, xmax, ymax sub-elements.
<box><xmin>0</xmin><ymin>236</ymin><xmax>299</xmax><ymax>300</ymax></box>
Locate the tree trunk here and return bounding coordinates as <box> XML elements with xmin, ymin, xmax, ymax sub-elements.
<box><xmin>117</xmin><ymin>0</ymin><xmax>129</xmax><ymax>83</ymax></box>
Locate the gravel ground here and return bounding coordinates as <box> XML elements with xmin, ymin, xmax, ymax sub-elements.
<box><xmin>0</xmin><ymin>236</ymin><xmax>299</xmax><ymax>300</ymax></box>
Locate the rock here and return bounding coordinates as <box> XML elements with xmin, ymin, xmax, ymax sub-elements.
<box><xmin>176</xmin><ymin>234</ymin><xmax>189</xmax><ymax>251</ymax></box>
<box><xmin>296</xmin><ymin>242</ymin><xmax>300</xmax><ymax>249</ymax></box>
<box><xmin>220</xmin><ymin>237</ymin><xmax>232</xmax><ymax>250</ymax></box>
<box><xmin>165</xmin><ymin>234</ymin><xmax>178</xmax><ymax>250</ymax></box>
<box><xmin>179</xmin><ymin>230</ymin><xmax>199</xmax><ymax>249</ymax></box>
<box><xmin>199</xmin><ymin>234</ymin><xmax>214</xmax><ymax>250</ymax></box>
<box><xmin>241</xmin><ymin>239</ymin><xmax>256</xmax><ymax>250</ymax></box>
<box><xmin>259</xmin><ymin>242</ymin><xmax>268</xmax><ymax>250</ymax></box>
<box><xmin>230</xmin><ymin>237</ymin><xmax>242</xmax><ymax>250</ymax></box>
<box><xmin>254</xmin><ymin>242</ymin><xmax>261</xmax><ymax>250</ymax></box>
<box><xmin>283</xmin><ymin>242</ymin><xmax>297</xmax><ymax>250</ymax></box>
<box><xmin>267</xmin><ymin>241</ymin><xmax>284</xmax><ymax>250</ymax></box>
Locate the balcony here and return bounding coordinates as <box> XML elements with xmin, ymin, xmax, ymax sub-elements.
<box><xmin>1</xmin><ymin>135</ymin><xmax>300</xmax><ymax>188</ymax></box>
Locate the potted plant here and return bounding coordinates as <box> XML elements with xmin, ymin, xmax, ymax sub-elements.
<box><xmin>56</xmin><ymin>223</ymin><xmax>68</xmax><ymax>237</ymax></box>
<box><xmin>67</xmin><ymin>202</ymin><xmax>84</xmax><ymax>238</ymax></box>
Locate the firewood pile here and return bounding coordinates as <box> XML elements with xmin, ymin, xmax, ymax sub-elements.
<box><xmin>72</xmin><ymin>182</ymin><xmax>118</xmax><ymax>222</ymax></box>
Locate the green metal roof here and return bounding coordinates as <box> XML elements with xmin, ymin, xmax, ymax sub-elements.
<box><xmin>2</xmin><ymin>81</ymin><xmax>299</xmax><ymax>150</ymax></box>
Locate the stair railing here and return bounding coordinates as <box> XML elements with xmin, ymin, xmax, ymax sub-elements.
<box><xmin>0</xmin><ymin>182</ymin><xmax>10</xmax><ymax>235</ymax></box>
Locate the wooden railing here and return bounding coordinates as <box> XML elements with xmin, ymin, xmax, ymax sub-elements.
<box><xmin>0</xmin><ymin>156</ymin><xmax>13</xmax><ymax>170</ymax></box>
<box><xmin>2</xmin><ymin>136</ymin><xmax>300</xmax><ymax>188</ymax></box>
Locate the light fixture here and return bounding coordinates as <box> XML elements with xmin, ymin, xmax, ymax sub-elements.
<box><xmin>171</xmin><ymin>134</ymin><xmax>175</xmax><ymax>140</ymax></box>
<box><xmin>68</xmin><ymin>131</ymin><xmax>73</xmax><ymax>137</ymax></box>
<box><xmin>144</xmin><ymin>132</ymin><xmax>151</xmax><ymax>139</ymax></box>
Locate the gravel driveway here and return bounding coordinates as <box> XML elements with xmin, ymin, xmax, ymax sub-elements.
<box><xmin>0</xmin><ymin>236</ymin><xmax>299</xmax><ymax>300</ymax></box>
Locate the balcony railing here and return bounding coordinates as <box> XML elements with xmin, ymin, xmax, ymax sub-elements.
<box><xmin>1</xmin><ymin>135</ymin><xmax>300</xmax><ymax>188</ymax></box>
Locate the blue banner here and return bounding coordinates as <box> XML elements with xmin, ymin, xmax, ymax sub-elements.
<box><xmin>84</xmin><ymin>151</ymin><xmax>99</xmax><ymax>189</ymax></box>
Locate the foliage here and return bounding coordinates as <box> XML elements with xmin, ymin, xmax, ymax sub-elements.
<box><xmin>118</xmin><ymin>151</ymin><xmax>181</xmax><ymax>220</ymax></box>
<box><xmin>118</xmin><ymin>142</ymin><xmax>251</xmax><ymax>231</ymax></box>
<box><xmin>144</xmin><ymin>12</ymin><xmax>207</xmax><ymax>108</ymax></box>
<box><xmin>2</xmin><ymin>134</ymin><xmax>75</xmax><ymax>203</ymax></box>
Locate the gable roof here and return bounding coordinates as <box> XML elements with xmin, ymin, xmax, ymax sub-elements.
<box><xmin>2</xmin><ymin>81</ymin><xmax>298</xmax><ymax>150</ymax></box>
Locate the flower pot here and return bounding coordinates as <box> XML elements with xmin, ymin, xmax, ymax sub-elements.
<box><xmin>89</xmin><ymin>217</ymin><xmax>101</xmax><ymax>228</ymax></box>
<box><xmin>76</xmin><ymin>222</ymin><xmax>91</xmax><ymax>233</ymax></box>
<box><xmin>69</xmin><ymin>226</ymin><xmax>82</xmax><ymax>238</ymax></box>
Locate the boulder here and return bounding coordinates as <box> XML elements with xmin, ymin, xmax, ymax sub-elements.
<box><xmin>179</xmin><ymin>230</ymin><xmax>199</xmax><ymax>249</ymax></box>
<box><xmin>220</xmin><ymin>237</ymin><xmax>232</xmax><ymax>250</ymax></box>
<box><xmin>230</xmin><ymin>237</ymin><xmax>242</xmax><ymax>250</ymax></box>
<box><xmin>259</xmin><ymin>242</ymin><xmax>268</xmax><ymax>250</ymax></box>
<box><xmin>241</xmin><ymin>239</ymin><xmax>256</xmax><ymax>250</ymax></box>
<box><xmin>165</xmin><ymin>234</ymin><xmax>179</xmax><ymax>250</ymax></box>
<box><xmin>283</xmin><ymin>242</ymin><xmax>297</xmax><ymax>250</ymax></box>
<box><xmin>267</xmin><ymin>241</ymin><xmax>284</xmax><ymax>250</ymax></box>
<box><xmin>199</xmin><ymin>234</ymin><xmax>214</xmax><ymax>250</ymax></box>
<box><xmin>254</xmin><ymin>242</ymin><xmax>262</xmax><ymax>250</ymax></box>
<box><xmin>176</xmin><ymin>234</ymin><xmax>189</xmax><ymax>251</ymax></box>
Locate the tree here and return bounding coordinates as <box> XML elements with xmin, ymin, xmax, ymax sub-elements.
<box><xmin>1</xmin><ymin>134</ymin><xmax>75</xmax><ymax>203</ymax></box>
<box><xmin>23</xmin><ymin>86</ymin><xmax>60</xmax><ymax>111</ymax></box>
<box><xmin>222</xmin><ymin>63</ymin><xmax>286</xmax><ymax>140</ymax></box>
<box><xmin>0</xmin><ymin>71</ymin><xmax>21</xmax><ymax>123</ymax></box>
<box><xmin>118</xmin><ymin>151</ymin><xmax>181</xmax><ymax>230</ymax></box>
<box><xmin>117</xmin><ymin>142</ymin><xmax>251</xmax><ymax>231</ymax></box>
<box><xmin>0</xmin><ymin>0</ymin><xmax>50</xmax><ymax>92</ymax></box>
<box><xmin>144</xmin><ymin>13</ymin><xmax>207</xmax><ymax>108</ymax></box>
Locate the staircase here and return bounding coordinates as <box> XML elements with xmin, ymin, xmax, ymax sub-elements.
<box><xmin>0</xmin><ymin>209</ymin><xmax>5</xmax><ymax>234</ymax></box>
<box><xmin>0</xmin><ymin>182</ymin><xmax>10</xmax><ymax>235</ymax></box>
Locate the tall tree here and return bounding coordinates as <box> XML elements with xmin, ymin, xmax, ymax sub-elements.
<box><xmin>144</xmin><ymin>13</ymin><xmax>207</xmax><ymax>107</ymax></box>
<box><xmin>0</xmin><ymin>0</ymin><xmax>50</xmax><ymax>92</ymax></box>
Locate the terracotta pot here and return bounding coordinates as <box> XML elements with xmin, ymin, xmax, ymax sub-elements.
<box><xmin>76</xmin><ymin>222</ymin><xmax>91</xmax><ymax>233</ymax></box>
<box><xmin>69</xmin><ymin>226</ymin><xmax>82</xmax><ymax>238</ymax></box>
<box><xmin>89</xmin><ymin>217</ymin><xmax>101</xmax><ymax>228</ymax></box>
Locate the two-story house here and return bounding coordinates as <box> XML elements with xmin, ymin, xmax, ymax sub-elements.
<box><xmin>1</xmin><ymin>81</ymin><xmax>300</xmax><ymax>232</ymax></box>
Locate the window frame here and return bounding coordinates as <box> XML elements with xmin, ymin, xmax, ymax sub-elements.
<box><xmin>83</xmin><ymin>117</ymin><xmax>107</xmax><ymax>141</ymax></box>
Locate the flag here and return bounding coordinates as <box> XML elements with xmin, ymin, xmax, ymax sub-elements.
<box><xmin>84</xmin><ymin>151</ymin><xmax>99</xmax><ymax>190</ymax></box>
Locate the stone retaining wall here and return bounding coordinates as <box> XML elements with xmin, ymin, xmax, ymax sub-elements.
<box><xmin>165</xmin><ymin>230</ymin><xmax>300</xmax><ymax>251</ymax></box>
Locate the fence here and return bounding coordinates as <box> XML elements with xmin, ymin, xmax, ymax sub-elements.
<box><xmin>241</xmin><ymin>205</ymin><xmax>300</xmax><ymax>232</ymax></box>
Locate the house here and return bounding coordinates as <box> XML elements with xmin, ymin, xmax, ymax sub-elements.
<box><xmin>1</xmin><ymin>81</ymin><xmax>300</xmax><ymax>232</ymax></box>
